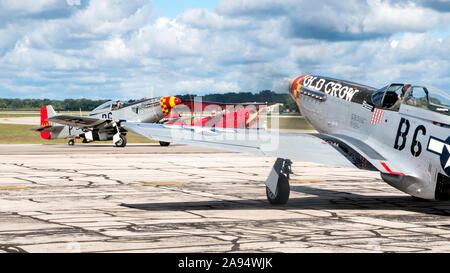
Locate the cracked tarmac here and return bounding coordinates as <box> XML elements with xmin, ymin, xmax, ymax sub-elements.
<box><xmin>1</xmin><ymin>144</ymin><xmax>450</xmax><ymax>253</ymax></box>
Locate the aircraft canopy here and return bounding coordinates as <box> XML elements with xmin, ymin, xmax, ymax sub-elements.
<box><xmin>91</xmin><ymin>101</ymin><xmax>114</xmax><ymax>113</ymax></box>
<box><xmin>372</xmin><ymin>84</ymin><xmax>449</xmax><ymax>115</ymax></box>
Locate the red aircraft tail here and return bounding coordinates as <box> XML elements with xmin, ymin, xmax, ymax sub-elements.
<box><xmin>40</xmin><ymin>105</ymin><xmax>56</xmax><ymax>139</ymax></box>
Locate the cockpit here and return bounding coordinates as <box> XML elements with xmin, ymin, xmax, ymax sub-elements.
<box><xmin>372</xmin><ymin>84</ymin><xmax>408</xmax><ymax>110</ymax></box>
<box><xmin>91</xmin><ymin>101</ymin><xmax>114</xmax><ymax>113</ymax></box>
<box><xmin>372</xmin><ymin>83</ymin><xmax>449</xmax><ymax>115</ymax></box>
<box><xmin>404</xmin><ymin>85</ymin><xmax>450</xmax><ymax>115</ymax></box>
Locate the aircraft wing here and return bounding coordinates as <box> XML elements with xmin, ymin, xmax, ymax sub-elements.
<box><xmin>46</xmin><ymin>115</ymin><xmax>111</xmax><ymax>130</ymax></box>
<box><xmin>122</xmin><ymin>122</ymin><xmax>357</xmax><ymax>169</ymax></box>
<box><xmin>123</xmin><ymin>122</ymin><xmax>414</xmax><ymax>177</ymax></box>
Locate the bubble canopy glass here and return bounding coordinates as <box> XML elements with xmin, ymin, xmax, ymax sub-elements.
<box><xmin>372</xmin><ymin>83</ymin><xmax>449</xmax><ymax>115</ymax></box>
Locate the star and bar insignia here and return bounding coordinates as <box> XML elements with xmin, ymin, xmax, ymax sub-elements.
<box><xmin>427</xmin><ymin>136</ymin><xmax>450</xmax><ymax>176</ymax></box>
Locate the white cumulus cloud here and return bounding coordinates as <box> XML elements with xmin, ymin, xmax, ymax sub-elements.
<box><xmin>0</xmin><ymin>0</ymin><xmax>449</xmax><ymax>99</ymax></box>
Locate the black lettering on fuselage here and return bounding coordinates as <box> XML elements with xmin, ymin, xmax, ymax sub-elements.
<box><xmin>394</xmin><ymin>118</ymin><xmax>427</xmax><ymax>157</ymax></box>
<box><xmin>394</xmin><ymin>118</ymin><xmax>410</xmax><ymax>151</ymax></box>
<box><xmin>411</xmin><ymin>125</ymin><xmax>426</xmax><ymax>157</ymax></box>
<box><xmin>101</xmin><ymin>112</ymin><xmax>112</xmax><ymax>120</ymax></box>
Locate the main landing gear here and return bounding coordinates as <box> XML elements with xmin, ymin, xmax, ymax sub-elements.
<box><xmin>68</xmin><ymin>138</ymin><xmax>81</xmax><ymax>145</ymax></box>
<box><xmin>114</xmin><ymin>134</ymin><xmax>127</xmax><ymax>147</ymax></box>
<box><xmin>159</xmin><ymin>141</ymin><xmax>170</xmax><ymax>147</ymax></box>
<box><xmin>112</xmin><ymin>122</ymin><xmax>127</xmax><ymax>148</ymax></box>
<box><xmin>265</xmin><ymin>158</ymin><xmax>292</xmax><ymax>205</ymax></box>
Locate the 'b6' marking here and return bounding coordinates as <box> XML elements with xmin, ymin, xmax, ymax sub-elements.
<box><xmin>394</xmin><ymin>118</ymin><xmax>426</xmax><ymax>157</ymax></box>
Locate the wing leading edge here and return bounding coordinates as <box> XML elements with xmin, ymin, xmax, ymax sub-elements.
<box><xmin>122</xmin><ymin>122</ymin><xmax>356</xmax><ymax>169</ymax></box>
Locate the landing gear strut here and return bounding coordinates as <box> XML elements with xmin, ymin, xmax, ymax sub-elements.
<box><xmin>265</xmin><ymin>158</ymin><xmax>292</xmax><ymax>205</ymax></box>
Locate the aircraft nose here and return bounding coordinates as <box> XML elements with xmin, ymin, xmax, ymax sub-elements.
<box><xmin>160</xmin><ymin>96</ymin><xmax>182</xmax><ymax>116</ymax></box>
<box><xmin>172</xmin><ymin>97</ymin><xmax>181</xmax><ymax>107</ymax></box>
<box><xmin>289</xmin><ymin>75</ymin><xmax>309</xmax><ymax>101</ymax></box>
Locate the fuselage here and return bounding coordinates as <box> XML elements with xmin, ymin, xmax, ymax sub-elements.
<box><xmin>88</xmin><ymin>97</ymin><xmax>172</xmax><ymax>123</ymax></box>
<box><xmin>289</xmin><ymin>75</ymin><xmax>450</xmax><ymax>200</ymax></box>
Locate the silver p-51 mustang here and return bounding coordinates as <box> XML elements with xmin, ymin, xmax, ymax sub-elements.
<box><xmin>123</xmin><ymin>75</ymin><xmax>450</xmax><ymax>203</ymax></box>
<box><xmin>33</xmin><ymin>96</ymin><xmax>181</xmax><ymax>147</ymax></box>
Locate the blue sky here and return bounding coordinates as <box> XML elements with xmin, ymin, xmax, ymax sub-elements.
<box><xmin>152</xmin><ymin>0</ymin><xmax>218</xmax><ymax>18</ymax></box>
<box><xmin>0</xmin><ymin>0</ymin><xmax>449</xmax><ymax>99</ymax></box>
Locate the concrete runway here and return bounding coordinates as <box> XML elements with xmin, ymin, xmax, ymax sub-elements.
<box><xmin>1</xmin><ymin>144</ymin><xmax>450</xmax><ymax>253</ymax></box>
<box><xmin>0</xmin><ymin>117</ymin><xmax>39</xmax><ymax>125</ymax></box>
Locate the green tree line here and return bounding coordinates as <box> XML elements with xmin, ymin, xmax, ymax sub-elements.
<box><xmin>0</xmin><ymin>98</ymin><xmax>110</xmax><ymax>111</ymax></box>
<box><xmin>177</xmin><ymin>90</ymin><xmax>298</xmax><ymax>112</ymax></box>
<box><xmin>0</xmin><ymin>90</ymin><xmax>298</xmax><ymax>112</ymax></box>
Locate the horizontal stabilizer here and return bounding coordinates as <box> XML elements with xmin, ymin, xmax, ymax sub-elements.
<box><xmin>30</xmin><ymin>125</ymin><xmax>51</xmax><ymax>132</ymax></box>
<box><xmin>30</xmin><ymin>125</ymin><xmax>64</xmax><ymax>133</ymax></box>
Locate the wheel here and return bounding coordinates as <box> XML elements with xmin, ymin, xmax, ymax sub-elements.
<box><xmin>68</xmin><ymin>139</ymin><xmax>75</xmax><ymax>146</ymax></box>
<box><xmin>159</xmin><ymin>141</ymin><xmax>170</xmax><ymax>147</ymax></box>
<box><xmin>115</xmin><ymin>135</ymin><xmax>127</xmax><ymax>147</ymax></box>
<box><xmin>266</xmin><ymin>174</ymin><xmax>290</xmax><ymax>205</ymax></box>
<box><xmin>115</xmin><ymin>134</ymin><xmax>127</xmax><ymax>147</ymax></box>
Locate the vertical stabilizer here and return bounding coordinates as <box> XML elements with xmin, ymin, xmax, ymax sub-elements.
<box><xmin>40</xmin><ymin>105</ymin><xmax>56</xmax><ymax>139</ymax></box>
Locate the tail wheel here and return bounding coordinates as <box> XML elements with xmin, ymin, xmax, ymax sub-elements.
<box><xmin>266</xmin><ymin>173</ymin><xmax>290</xmax><ymax>205</ymax></box>
<box><xmin>68</xmin><ymin>139</ymin><xmax>75</xmax><ymax>146</ymax></box>
<box><xmin>159</xmin><ymin>141</ymin><xmax>170</xmax><ymax>147</ymax></box>
<box><xmin>115</xmin><ymin>134</ymin><xmax>127</xmax><ymax>147</ymax></box>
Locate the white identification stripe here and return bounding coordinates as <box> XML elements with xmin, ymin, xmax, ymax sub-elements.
<box><xmin>446</xmin><ymin>150</ymin><xmax>450</xmax><ymax>168</ymax></box>
<box><xmin>428</xmin><ymin>138</ymin><xmax>444</xmax><ymax>154</ymax></box>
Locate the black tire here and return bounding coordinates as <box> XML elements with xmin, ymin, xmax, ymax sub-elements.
<box><xmin>68</xmin><ymin>139</ymin><xmax>75</xmax><ymax>146</ymax></box>
<box><xmin>115</xmin><ymin>135</ymin><xmax>127</xmax><ymax>147</ymax></box>
<box><xmin>266</xmin><ymin>174</ymin><xmax>290</xmax><ymax>205</ymax></box>
<box><xmin>159</xmin><ymin>141</ymin><xmax>170</xmax><ymax>147</ymax></box>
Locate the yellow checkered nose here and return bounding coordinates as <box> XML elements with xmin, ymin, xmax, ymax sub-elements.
<box><xmin>160</xmin><ymin>96</ymin><xmax>181</xmax><ymax>116</ymax></box>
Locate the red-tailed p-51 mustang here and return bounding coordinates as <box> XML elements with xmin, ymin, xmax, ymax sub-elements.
<box><xmin>123</xmin><ymin>75</ymin><xmax>450</xmax><ymax>204</ymax></box>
